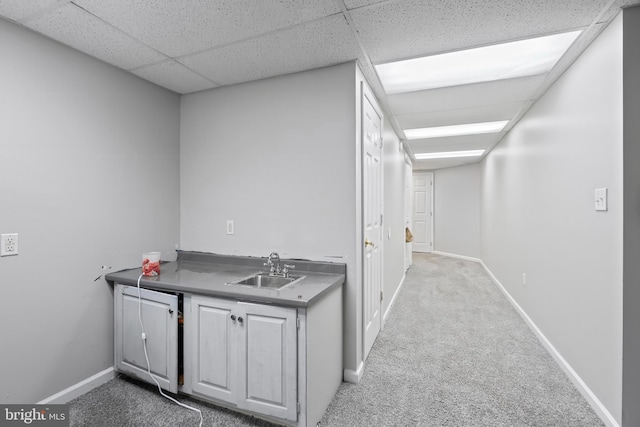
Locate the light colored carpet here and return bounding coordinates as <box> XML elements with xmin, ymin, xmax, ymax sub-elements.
<box><xmin>319</xmin><ymin>253</ymin><xmax>604</xmax><ymax>427</ymax></box>
<box><xmin>69</xmin><ymin>253</ymin><xmax>604</xmax><ymax>426</ymax></box>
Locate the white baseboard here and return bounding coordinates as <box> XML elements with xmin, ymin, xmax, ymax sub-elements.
<box><xmin>343</xmin><ymin>361</ymin><xmax>364</xmax><ymax>384</ymax></box>
<box><xmin>432</xmin><ymin>251</ymin><xmax>481</xmax><ymax>263</ymax></box>
<box><xmin>479</xmin><ymin>261</ymin><xmax>620</xmax><ymax>427</ymax></box>
<box><xmin>383</xmin><ymin>273</ymin><xmax>406</xmax><ymax>326</ymax></box>
<box><xmin>38</xmin><ymin>367</ymin><xmax>115</xmax><ymax>404</ymax></box>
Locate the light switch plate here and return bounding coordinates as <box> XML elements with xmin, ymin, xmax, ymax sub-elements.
<box><xmin>595</xmin><ymin>188</ymin><xmax>608</xmax><ymax>211</ymax></box>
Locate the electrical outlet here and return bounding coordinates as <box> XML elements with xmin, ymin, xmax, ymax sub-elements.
<box><xmin>1</xmin><ymin>233</ymin><xmax>19</xmax><ymax>256</ymax></box>
<box><xmin>226</xmin><ymin>220</ymin><xmax>235</xmax><ymax>235</ymax></box>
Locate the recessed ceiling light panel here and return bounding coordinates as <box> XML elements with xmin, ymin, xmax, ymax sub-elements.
<box><xmin>376</xmin><ymin>31</ymin><xmax>581</xmax><ymax>94</ymax></box>
<box><xmin>404</xmin><ymin>120</ymin><xmax>508</xmax><ymax>140</ymax></box>
<box><xmin>414</xmin><ymin>150</ymin><xmax>485</xmax><ymax>160</ymax></box>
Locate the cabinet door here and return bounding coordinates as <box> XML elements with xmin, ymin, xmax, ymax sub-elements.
<box><xmin>114</xmin><ymin>284</ymin><xmax>178</xmax><ymax>393</ymax></box>
<box><xmin>237</xmin><ymin>302</ymin><xmax>298</xmax><ymax>422</ymax></box>
<box><xmin>187</xmin><ymin>295</ymin><xmax>238</xmax><ymax>404</ymax></box>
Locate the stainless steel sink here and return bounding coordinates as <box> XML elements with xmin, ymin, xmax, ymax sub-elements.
<box><xmin>230</xmin><ymin>272</ymin><xmax>303</xmax><ymax>289</ymax></box>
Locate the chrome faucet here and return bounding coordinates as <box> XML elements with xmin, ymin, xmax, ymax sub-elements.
<box><xmin>263</xmin><ymin>252</ymin><xmax>295</xmax><ymax>277</ymax></box>
<box><xmin>264</xmin><ymin>252</ymin><xmax>281</xmax><ymax>275</ymax></box>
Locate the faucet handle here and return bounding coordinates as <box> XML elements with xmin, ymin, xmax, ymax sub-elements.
<box><xmin>282</xmin><ymin>264</ymin><xmax>295</xmax><ymax>277</ymax></box>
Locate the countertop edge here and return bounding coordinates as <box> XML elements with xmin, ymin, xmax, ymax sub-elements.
<box><xmin>106</xmin><ymin>273</ymin><xmax>344</xmax><ymax>308</ymax></box>
<box><xmin>105</xmin><ymin>252</ymin><xmax>346</xmax><ymax>308</ymax></box>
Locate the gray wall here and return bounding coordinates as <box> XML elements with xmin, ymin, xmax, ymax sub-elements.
<box><xmin>0</xmin><ymin>20</ymin><xmax>181</xmax><ymax>403</ymax></box>
<box><xmin>623</xmin><ymin>6</ymin><xmax>640</xmax><ymax>427</ymax></box>
<box><xmin>180</xmin><ymin>63</ymin><xmax>356</xmax><ymax>260</ymax></box>
<box><xmin>180</xmin><ymin>62</ymin><xmax>408</xmax><ymax>379</ymax></box>
<box><xmin>180</xmin><ymin>63</ymin><xmax>364</xmax><ymax>374</ymax></box>
<box><xmin>433</xmin><ymin>163</ymin><xmax>481</xmax><ymax>259</ymax></box>
<box><xmin>481</xmin><ymin>14</ymin><xmax>623</xmax><ymax>423</ymax></box>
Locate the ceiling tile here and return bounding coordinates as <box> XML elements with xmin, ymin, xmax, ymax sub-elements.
<box><xmin>387</xmin><ymin>75</ymin><xmax>546</xmax><ymax>115</ymax></box>
<box><xmin>179</xmin><ymin>15</ymin><xmax>362</xmax><ymax>86</ymax></box>
<box><xmin>0</xmin><ymin>0</ymin><xmax>65</xmax><ymax>22</ymax></box>
<box><xmin>74</xmin><ymin>0</ymin><xmax>341</xmax><ymax>57</ymax></box>
<box><xmin>407</xmin><ymin>133</ymin><xmax>501</xmax><ymax>154</ymax></box>
<box><xmin>414</xmin><ymin>157</ymin><xmax>482</xmax><ymax>170</ymax></box>
<box><xmin>395</xmin><ymin>101</ymin><xmax>524</xmax><ymax>129</ymax></box>
<box><xmin>24</xmin><ymin>3</ymin><xmax>167</xmax><ymax>70</ymax></box>
<box><xmin>350</xmin><ymin>0</ymin><xmax>611</xmax><ymax>64</ymax></box>
<box><xmin>131</xmin><ymin>60</ymin><xmax>218</xmax><ymax>94</ymax></box>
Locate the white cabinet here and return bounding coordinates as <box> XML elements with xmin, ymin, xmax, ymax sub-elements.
<box><xmin>114</xmin><ymin>284</ymin><xmax>179</xmax><ymax>393</ymax></box>
<box><xmin>185</xmin><ymin>295</ymin><xmax>298</xmax><ymax>422</ymax></box>
<box><xmin>113</xmin><ymin>281</ymin><xmax>343</xmax><ymax>427</ymax></box>
<box><xmin>186</xmin><ymin>295</ymin><xmax>236</xmax><ymax>403</ymax></box>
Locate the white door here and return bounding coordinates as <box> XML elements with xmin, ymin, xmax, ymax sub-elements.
<box><xmin>412</xmin><ymin>172</ymin><xmax>433</xmax><ymax>253</ymax></box>
<box><xmin>362</xmin><ymin>85</ymin><xmax>383</xmax><ymax>359</ymax></box>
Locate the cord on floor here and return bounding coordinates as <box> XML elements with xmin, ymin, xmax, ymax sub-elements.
<box><xmin>137</xmin><ymin>273</ymin><xmax>203</xmax><ymax>427</ymax></box>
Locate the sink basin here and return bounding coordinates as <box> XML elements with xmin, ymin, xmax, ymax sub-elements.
<box><xmin>230</xmin><ymin>273</ymin><xmax>303</xmax><ymax>289</ymax></box>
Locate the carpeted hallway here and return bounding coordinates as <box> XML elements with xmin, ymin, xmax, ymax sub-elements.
<box><xmin>69</xmin><ymin>253</ymin><xmax>604</xmax><ymax>426</ymax></box>
<box><xmin>319</xmin><ymin>253</ymin><xmax>603</xmax><ymax>426</ymax></box>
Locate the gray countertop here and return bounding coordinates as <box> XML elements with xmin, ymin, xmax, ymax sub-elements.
<box><xmin>105</xmin><ymin>251</ymin><xmax>346</xmax><ymax>308</ymax></box>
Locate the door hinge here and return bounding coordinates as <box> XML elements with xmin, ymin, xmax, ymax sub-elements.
<box><xmin>297</xmin><ymin>401</ymin><xmax>301</xmax><ymax>413</ymax></box>
<box><xmin>296</xmin><ymin>317</ymin><xmax>300</xmax><ymax>329</ymax></box>
<box><xmin>380</xmin><ymin>291</ymin><xmax>383</xmax><ymax>302</ymax></box>
<box><xmin>380</xmin><ymin>214</ymin><xmax>383</xmax><ymax>224</ymax></box>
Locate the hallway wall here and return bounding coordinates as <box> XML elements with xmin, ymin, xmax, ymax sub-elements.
<box><xmin>433</xmin><ymin>163</ymin><xmax>481</xmax><ymax>259</ymax></box>
<box><xmin>480</xmin><ymin>14</ymin><xmax>623</xmax><ymax>424</ymax></box>
<box><xmin>382</xmin><ymin>119</ymin><xmax>408</xmax><ymax>319</ymax></box>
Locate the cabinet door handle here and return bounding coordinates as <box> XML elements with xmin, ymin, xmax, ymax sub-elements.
<box><xmin>230</xmin><ymin>315</ymin><xmax>236</xmax><ymax>321</ymax></box>
<box><xmin>168</xmin><ymin>309</ymin><xmax>174</xmax><ymax>315</ymax></box>
<box><xmin>238</xmin><ymin>316</ymin><xmax>244</xmax><ymax>324</ymax></box>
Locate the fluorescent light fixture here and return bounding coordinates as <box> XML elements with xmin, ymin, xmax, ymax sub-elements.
<box><xmin>376</xmin><ymin>30</ymin><xmax>581</xmax><ymax>94</ymax></box>
<box><xmin>414</xmin><ymin>150</ymin><xmax>485</xmax><ymax>160</ymax></box>
<box><xmin>404</xmin><ymin>120</ymin><xmax>508</xmax><ymax>140</ymax></box>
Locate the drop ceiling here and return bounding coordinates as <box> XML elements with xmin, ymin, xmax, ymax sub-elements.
<box><xmin>1</xmin><ymin>0</ymin><xmax>637</xmax><ymax>169</ymax></box>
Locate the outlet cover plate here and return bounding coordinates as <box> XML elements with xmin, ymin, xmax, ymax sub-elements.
<box><xmin>1</xmin><ymin>233</ymin><xmax>19</xmax><ymax>256</ymax></box>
